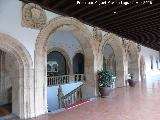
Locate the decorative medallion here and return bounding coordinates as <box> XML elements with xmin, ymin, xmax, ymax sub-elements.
<box><xmin>22</xmin><ymin>3</ymin><xmax>47</xmax><ymax>29</ymax></box>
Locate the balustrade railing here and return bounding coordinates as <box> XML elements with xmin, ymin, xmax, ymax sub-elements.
<box><xmin>73</xmin><ymin>74</ymin><xmax>85</xmax><ymax>82</ymax></box>
<box><xmin>47</xmin><ymin>74</ymin><xmax>85</xmax><ymax>86</ymax></box>
<box><xmin>58</xmin><ymin>84</ymin><xmax>82</xmax><ymax>108</ymax></box>
<box><xmin>47</xmin><ymin>75</ymin><xmax>70</xmax><ymax>86</ymax></box>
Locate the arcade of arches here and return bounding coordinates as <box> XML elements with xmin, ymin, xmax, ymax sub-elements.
<box><xmin>0</xmin><ymin>2</ymin><xmax>160</xmax><ymax>119</ymax></box>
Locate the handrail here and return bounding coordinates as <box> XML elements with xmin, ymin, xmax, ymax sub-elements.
<box><xmin>58</xmin><ymin>84</ymin><xmax>83</xmax><ymax>108</ymax></box>
<box><xmin>62</xmin><ymin>85</ymin><xmax>83</xmax><ymax>99</ymax></box>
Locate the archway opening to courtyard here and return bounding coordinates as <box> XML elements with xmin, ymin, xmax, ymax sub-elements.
<box><xmin>36</xmin><ymin>17</ymin><xmax>95</xmax><ymax>114</ymax></box>
<box><xmin>0</xmin><ymin>49</ymin><xmax>15</xmax><ymax>117</ymax></box>
<box><xmin>103</xmin><ymin>44</ymin><xmax>116</xmax><ymax>76</ymax></box>
<box><xmin>127</xmin><ymin>44</ymin><xmax>140</xmax><ymax>81</ymax></box>
<box><xmin>100</xmin><ymin>34</ymin><xmax>125</xmax><ymax>88</ymax></box>
<box><xmin>47</xmin><ymin>51</ymin><xmax>68</xmax><ymax>77</ymax></box>
<box><xmin>0</xmin><ymin>33</ymin><xmax>33</xmax><ymax>119</ymax></box>
<box><xmin>47</xmin><ymin>30</ymin><xmax>86</xmax><ymax>112</ymax></box>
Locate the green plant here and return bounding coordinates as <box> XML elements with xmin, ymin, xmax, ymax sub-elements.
<box><xmin>97</xmin><ymin>70</ymin><xmax>114</xmax><ymax>87</ymax></box>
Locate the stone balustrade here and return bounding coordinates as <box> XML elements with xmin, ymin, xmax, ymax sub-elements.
<box><xmin>47</xmin><ymin>74</ymin><xmax>85</xmax><ymax>86</ymax></box>
<box><xmin>58</xmin><ymin>84</ymin><xmax>83</xmax><ymax>108</ymax></box>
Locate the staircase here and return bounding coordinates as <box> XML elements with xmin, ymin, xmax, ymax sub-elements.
<box><xmin>47</xmin><ymin>74</ymin><xmax>85</xmax><ymax>109</ymax></box>
<box><xmin>57</xmin><ymin>84</ymin><xmax>84</xmax><ymax>108</ymax></box>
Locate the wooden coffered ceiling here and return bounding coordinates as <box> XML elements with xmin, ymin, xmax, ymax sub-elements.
<box><xmin>21</xmin><ymin>0</ymin><xmax>160</xmax><ymax>50</ymax></box>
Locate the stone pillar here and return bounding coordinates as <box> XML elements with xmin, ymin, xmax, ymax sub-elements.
<box><xmin>115</xmin><ymin>56</ymin><xmax>125</xmax><ymax>88</ymax></box>
<box><xmin>0</xmin><ymin>50</ymin><xmax>6</xmax><ymax>105</ymax></box>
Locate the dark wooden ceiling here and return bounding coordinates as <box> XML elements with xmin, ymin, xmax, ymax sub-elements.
<box><xmin>21</xmin><ymin>0</ymin><xmax>160</xmax><ymax>50</ymax></box>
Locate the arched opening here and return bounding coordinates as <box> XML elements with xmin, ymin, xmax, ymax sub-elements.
<box><xmin>73</xmin><ymin>53</ymin><xmax>84</xmax><ymax>74</ymax></box>
<box><xmin>0</xmin><ymin>33</ymin><xmax>33</xmax><ymax>119</ymax></box>
<box><xmin>140</xmin><ymin>55</ymin><xmax>146</xmax><ymax>81</ymax></box>
<box><xmin>0</xmin><ymin>50</ymin><xmax>16</xmax><ymax>117</ymax></box>
<box><xmin>47</xmin><ymin>47</ymin><xmax>73</xmax><ymax>112</ymax></box>
<box><xmin>127</xmin><ymin>43</ymin><xmax>140</xmax><ymax>81</ymax></box>
<box><xmin>35</xmin><ymin>17</ymin><xmax>95</xmax><ymax>115</ymax></box>
<box><xmin>47</xmin><ymin>51</ymin><xmax>68</xmax><ymax>76</ymax></box>
<box><xmin>103</xmin><ymin>44</ymin><xmax>116</xmax><ymax>76</ymax></box>
<box><xmin>100</xmin><ymin>33</ymin><xmax>125</xmax><ymax>87</ymax></box>
<box><xmin>47</xmin><ymin>30</ymin><xmax>85</xmax><ymax>112</ymax></box>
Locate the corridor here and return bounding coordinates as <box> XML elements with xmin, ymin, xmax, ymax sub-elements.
<box><xmin>23</xmin><ymin>80</ymin><xmax>160</xmax><ymax>120</ymax></box>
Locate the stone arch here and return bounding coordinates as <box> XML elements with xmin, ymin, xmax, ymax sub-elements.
<box><xmin>99</xmin><ymin>33</ymin><xmax>125</xmax><ymax>87</ymax></box>
<box><xmin>0</xmin><ymin>33</ymin><xmax>33</xmax><ymax>119</ymax></box>
<box><xmin>127</xmin><ymin>42</ymin><xmax>140</xmax><ymax>81</ymax></box>
<box><xmin>73</xmin><ymin>50</ymin><xmax>84</xmax><ymax>56</ymax></box>
<box><xmin>35</xmin><ymin>16</ymin><xmax>95</xmax><ymax>115</ymax></box>
<box><xmin>47</xmin><ymin>47</ymin><xmax>72</xmax><ymax>74</ymax></box>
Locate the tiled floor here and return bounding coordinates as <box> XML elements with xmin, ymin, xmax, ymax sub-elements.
<box><xmin>0</xmin><ymin>104</ymin><xmax>12</xmax><ymax>117</ymax></box>
<box><xmin>9</xmin><ymin>80</ymin><xmax>160</xmax><ymax>120</ymax></box>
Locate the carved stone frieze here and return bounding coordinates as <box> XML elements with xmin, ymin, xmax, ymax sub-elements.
<box><xmin>22</xmin><ymin>3</ymin><xmax>47</xmax><ymax>29</ymax></box>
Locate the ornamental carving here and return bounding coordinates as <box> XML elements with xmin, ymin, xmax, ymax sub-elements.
<box><xmin>93</xmin><ymin>27</ymin><xmax>102</xmax><ymax>42</ymax></box>
<box><xmin>137</xmin><ymin>44</ymin><xmax>141</xmax><ymax>52</ymax></box>
<box><xmin>22</xmin><ymin>3</ymin><xmax>47</xmax><ymax>29</ymax></box>
<box><xmin>122</xmin><ymin>38</ymin><xmax>132</xmax><ymax>53</ymax></box>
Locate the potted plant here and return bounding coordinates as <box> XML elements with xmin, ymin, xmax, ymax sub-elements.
<box><xmin>128</xmin><ymin>73</ymin><xmax>136</xmax><ymax>87</ymax></box>
<box><xmin>97</xmin><ymin>70</ymin><xmax>114</xmax><ymax>97</ymax></box>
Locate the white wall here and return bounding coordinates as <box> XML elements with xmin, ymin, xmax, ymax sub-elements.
<box><xmin>0</xmin><ymin>0</ymin><xmax>60</xmax><ymax>63</ymax></box>
<box><xmin>140</xmin><ymin>46</ymin><xmax>160</xmax><ymax>82</ymax></box>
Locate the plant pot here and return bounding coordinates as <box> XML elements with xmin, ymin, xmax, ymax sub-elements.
<box><xmin>99</xmin><ymin>87</ymin><xmax>112</xmax><ymax>98</ymax></box>
<box><xmin>128</xmin><ymin>79</ymin><xmax>136</xmax><ymax>87</ymax></box>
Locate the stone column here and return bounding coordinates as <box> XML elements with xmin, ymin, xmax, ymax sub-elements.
<box><xmin>0</xmin><ymin>50</ymin><xmax>6</xmax><ymax>105</ymax></box>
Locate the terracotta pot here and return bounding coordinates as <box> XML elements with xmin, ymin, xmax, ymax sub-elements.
<box><xmin>128</xmin><ymin>79</ymin><xmax>136</xmax><ymax>87</ymax></box>
<box><xmin>99</xmin><ymin>87</ymin><xmax>112</xmax><ymax>98</ymax></box>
